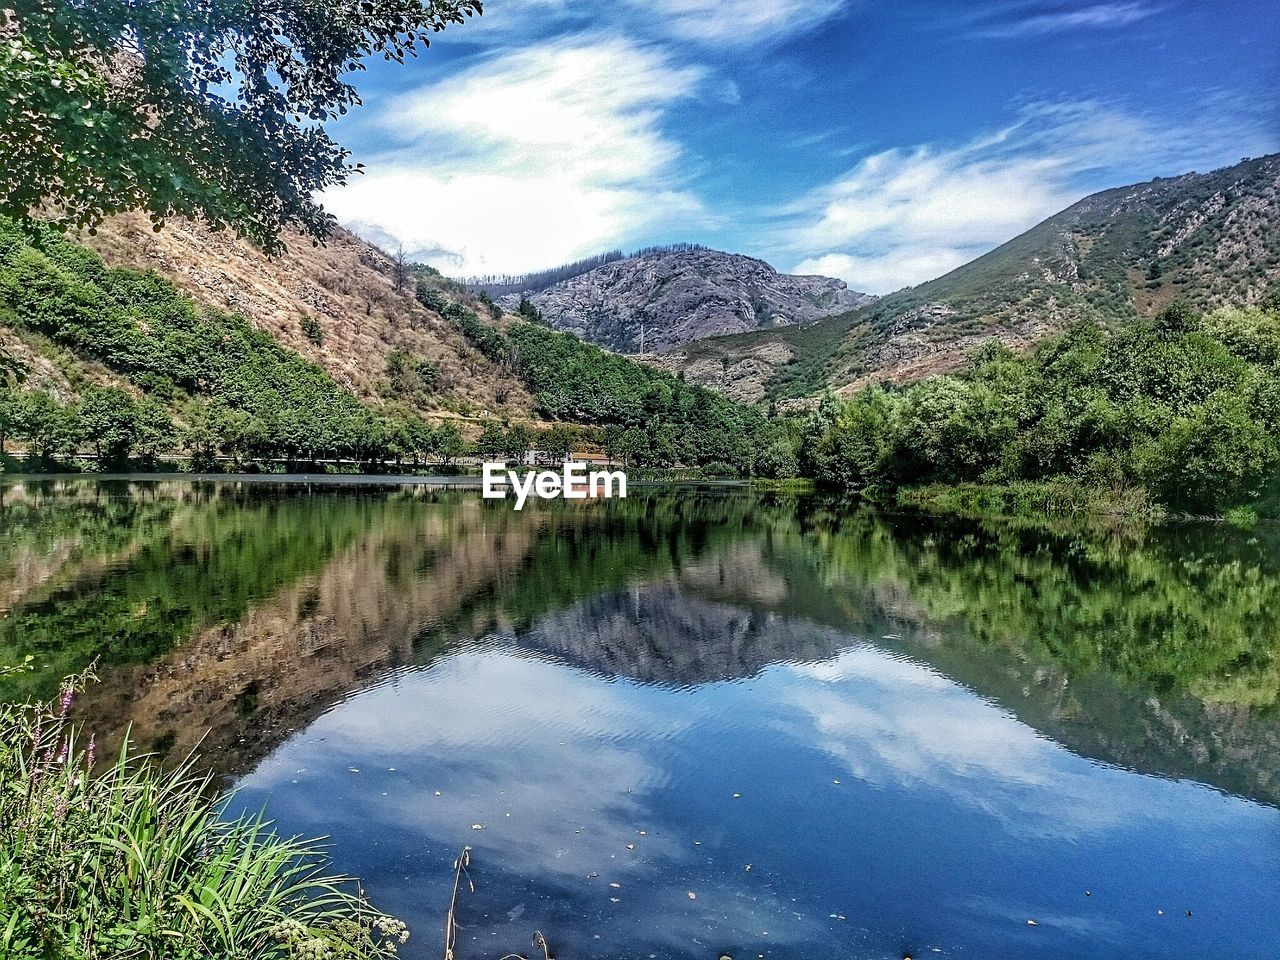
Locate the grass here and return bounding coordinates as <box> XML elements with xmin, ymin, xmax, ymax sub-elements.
<box><xmin>0</xmin><ymin>664</ymin><xmax>408</xmax><ymax>960</ymax></box>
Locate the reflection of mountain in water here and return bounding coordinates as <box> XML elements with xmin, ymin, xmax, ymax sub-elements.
<box><xmin>520</xmin><ymin>586</ymin><xmax>851</xmax><ymax>686</ymax></box>
<box><xmin>5</xmin><ymin>485</ymin><xmax>1280</xmax><ymax>808</ymax></box>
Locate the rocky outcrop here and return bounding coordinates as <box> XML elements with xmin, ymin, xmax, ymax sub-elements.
<box><xmin>500</xmin><ymin>248</ymin><xmax>874</xmax><ymax>354</ymax></box>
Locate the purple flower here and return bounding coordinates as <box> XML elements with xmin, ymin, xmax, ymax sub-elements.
<box><xmin>58</xmin><ymin>685</ymin><xmax>74</xmax><ymax>718</ymax></box>
<box><xmin>86</xmin><ymin>736</ymin><xmax>96</xmax><ymax>767</ymax></box>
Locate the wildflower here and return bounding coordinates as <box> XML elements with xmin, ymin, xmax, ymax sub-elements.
<box><xmin>375</xmin><ymin>916</ymin><xmax>410</xmax><ymax>944</ymax></box>
<box><xmin>58</xmin><ymin>684</ymin><xmax>75</xmax><ymax>718</ymax></box>
<box><xmin>86</xmin><ymin>735</ymin><xmax>96</xmax><ymax>767</ymax></box>
<box><xmin>270</xmin><ymin>918</ymin><xmax>307</xmax><ymax>944</ymax></box>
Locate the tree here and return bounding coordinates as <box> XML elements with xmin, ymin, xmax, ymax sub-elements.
<box><xmin>16</xmin><ymin>390</ymin><xmax>82</xmax><ymax>462</ymax></box>
<box><xmin>476</xmin><ymin>421</ymin><xmax>506</xmax><ymax>461</ymax></box>
<box><xmin>392</xmin><ymin>247</ymin><xmax>412</xmax><ymax>293</ymax></box>
<box><xmin>300</xmin><ymin>315</ymin><xmax>324</xmax><ymax>346</ymax></box>
<box><xmin>517</xmin><ymin>297</ymin><xmax>544</xmax><ymax>325</ymax></box>
<box><xmin>614</xmin><ymin>428</ymin><xmax>648</xmax><ymax>468</ymax></box>
<box><xmin>755</xmin><ymin>438</ymin><xmax>799</xmax><ymax>479</ymax></box>
<box><xmin>541</xmin><ymin>426</ymin><xmax>574</xmax><ymax>463</ymax></box>
<box><xmin>437</xmin><ymin>423</ymin><xmax>465</xmax><ymax>466</ymax></box>
<box><xmin>0</xmin><ymin>385</ymin><xmax>17</xmax><ymax>455</ymax></box>
<box><xmin>0</xmin><ymin>1</ymin><xmax>482</xmax><ymax>251</ymax></box>
<box><xmin>79</xmin><ymin>385</ymin><xmax>139</xmax><ymax>466</ymax></box>
<box><xmin>134</xmin><ymin>398</ymin><xmax>177</xmax><ymax>468</ymax></box>
<box><xmin>503</xmin><ymin>424</ymin><xmax>534</xmax><ymax>463</ymax></box>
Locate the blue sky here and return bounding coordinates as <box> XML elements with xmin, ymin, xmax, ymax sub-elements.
<box><xmin>322</xmin><ymin>0</ymin><xmax>1280</xmax><ymax>294</ymax></box>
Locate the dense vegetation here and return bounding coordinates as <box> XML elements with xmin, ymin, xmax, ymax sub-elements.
<box><xmin>0</xmin><ymin>668</ymin><xmax>408</xmax><ymax>960</ymax></box>
<box><xmin>0</xmin><ymin>218</ymin><xmax>467</xmax><ymax>469</ymax></box>
<box><xmin>0</xmin><ymin>0</ymin><xmax>480</xmax><ymax>250</ymax></box>
<box><xmin>800</xmin><ymin>299</ymin><xmax>1280</xmax><ymax>515</ymax></box>
<box><xmin>429</xmin><ymin>282</ymin><xmax>793</xmax><ymax>475</ymax></box>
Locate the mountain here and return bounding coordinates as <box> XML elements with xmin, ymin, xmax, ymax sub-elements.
<box><xmin>658</xmin><ymin>154</ymin><xmax>1280</xmax><ymax>404</ymax></box>
<box><xmin>495</xmin><ymin>246</ymin><xmax>875</xmax><ymax>354</ymax></box>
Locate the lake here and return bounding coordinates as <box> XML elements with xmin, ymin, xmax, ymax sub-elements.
<box><xmin>1</xmin><ymin>478</ymin><xmax>1278</xmax><ymax>959</ymax></box>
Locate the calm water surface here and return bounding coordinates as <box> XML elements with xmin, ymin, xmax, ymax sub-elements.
<box><xmin>2</xmin><ymin>478</ymin><xmax>1279</xmax><ymax>959</ymax></box>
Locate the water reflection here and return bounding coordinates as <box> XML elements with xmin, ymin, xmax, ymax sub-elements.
<box><xmin>3</xmin><ymin>480</ymin><xmax>1280</xmax><ymax>957</ymax></box>
<box><xmin>233</xmin><ymin>646</ymin><xmax>1280</xmax><ymax>959</ymax></box>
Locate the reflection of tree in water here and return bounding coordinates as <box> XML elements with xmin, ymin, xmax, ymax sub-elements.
<box><xmin>0</xmin><ymin>481</ymin><xmax>389</xmax><ymax>701</ymax></box>
<box><xmin>3</xmin><ymin>484</ymin><xmax>1280</xmax><ymax>805</ymax></box>
<box><xmin>773</xmin><ymin>506</ymin><xmax>1280</xmax><ymax>806</ymax></box>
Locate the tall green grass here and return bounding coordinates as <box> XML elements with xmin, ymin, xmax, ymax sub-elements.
<box><xmin>0</xmin><ymin>665</ymin><xmax>408</xmax><ymax>959</ymax></box>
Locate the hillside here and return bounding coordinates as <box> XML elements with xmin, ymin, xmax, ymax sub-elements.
<box><xmin>661</xmin><ymin>154</ymin><xmax>1280</xmax><ymax>403</ymax></box>
<box><xmin>0</xmin><ymin>215</ymin><xmax>557</xmax><ymax>471</ymax></box>
<box><xmin>496</xmin><ymin>246</ymin><xmax>874</xmax><ymax>354</ymax></box>
<box><xmin>80</xmin><ymin>214</ymin><xmax>536</xmax><ymax>422</ymax></box>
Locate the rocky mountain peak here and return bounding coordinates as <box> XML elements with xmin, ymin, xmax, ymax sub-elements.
<box><xmin>498</xmin><ymin>246</ymin><xmax>875</xmax><ymax>354</ymax></box>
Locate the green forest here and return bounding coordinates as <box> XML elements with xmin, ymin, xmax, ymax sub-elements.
<box><xmin>423</xmin><ymin>280</ymin><xmax>793</xmax><ymax>474</ymax></box>
<box><xmin>7</xmin><ymin>204</ymin><xmax>1280</xmax><ymax>519</ymax></box>
<box><xmin>800</xmin><ymin>298</ymin><xmax>1280</xmax><ymax>516</ymax></box>
<box><xmin>0</xmin><ymin>217</ymin><xmax>472</xmax><ymax>469</ymax></box>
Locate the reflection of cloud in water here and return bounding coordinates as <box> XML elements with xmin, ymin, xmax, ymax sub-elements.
<box><xmin>246</xmin><ymin>651</ymin><xmax>686</xmax><ymax>875</ymax></box>
<box><xmin>239</xmin><ymin>648</ymin><xmax>836</xmax><ymax>956</ymax></box>
<box><xmin>235</xmin><ymin>619</ymin><xmax>1280</xmax><ymax>959</ymax></box>
<box><xmin>773</xmin><ymin>647</ymin><xmax>1242</xmax><ymax>839</ymax></box>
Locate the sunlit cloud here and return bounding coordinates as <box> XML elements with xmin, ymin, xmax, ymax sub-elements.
<box><xmin>323</xmin><ymin>37</ymin><xmax>714</xmax><ymax>276</ymax></box>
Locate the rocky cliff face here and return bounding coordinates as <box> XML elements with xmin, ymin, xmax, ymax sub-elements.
<box><xmin>500</xmin><ymin>248</ymin><xmax>874</xmax><ymax>354</ymax></box>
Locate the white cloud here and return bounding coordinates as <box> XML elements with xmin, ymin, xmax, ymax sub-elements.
<box><xmin>778</xmin><ymin>97</ymin><xmax>1279</xmax><ymax>294</ymax></box>
<box><xmin>323</xmin><ymin>38</ymin><xmax>713</xmax><ymax>277</ymax></box>
<box><xmin>977</xmin><ymin>2</ymin><xmax>1159</xmax><ymax>38</ymax></box>
<box><xmin>622</xmin><ymin>0</ymin><xmax>850</xmax><ymax>44</ymax></box>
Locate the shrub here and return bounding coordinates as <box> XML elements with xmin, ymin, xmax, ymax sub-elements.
<box><xmin>300</xmin><ymin>315</ymin><xmax>324</xmax><ymax>346</ymax></box>
<box><xmin>0</xmin><ymin>668</ymin><xmax>409</xmax><ymax>960</ymax></box>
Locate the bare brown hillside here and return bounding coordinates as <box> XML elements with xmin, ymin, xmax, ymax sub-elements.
<box><xmin>82</xmin><ymin>214</ymin><xmax>539</xmax><ymax>425</ymax></box>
